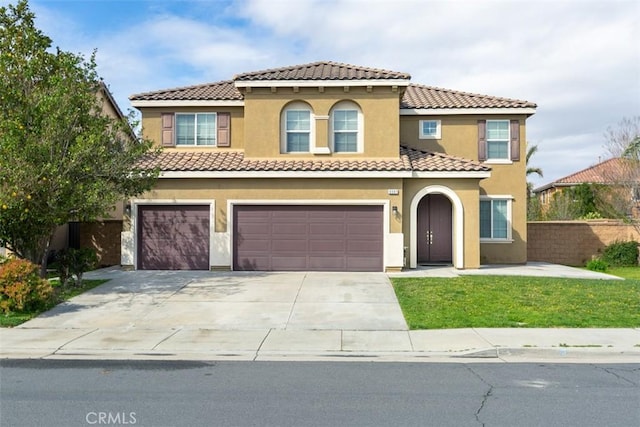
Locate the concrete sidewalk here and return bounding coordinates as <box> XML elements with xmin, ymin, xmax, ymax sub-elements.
<box><xmin>2</xmin><ymin>326</ymin><xmax>638</xmax><ymax>363</ymax></box>
<box><xmin>1</xmin><ymin>264</ymin><xmax>638</xmax><ymax>363</ymax></box>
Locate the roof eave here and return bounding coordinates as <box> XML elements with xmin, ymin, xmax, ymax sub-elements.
<box><xmin>130</xmin><ymin>100</ymin><xmax>245</xmax><ymax>108</ymax></box>
<box><xmin>157</xmin><ymin>170</ymin><xmax>490</xmax><ymax>179</ymax></box>
<box><xmin>400</xmin><ymin>107</ymin><xmax>537</xmax><ymax>116</ymax></box>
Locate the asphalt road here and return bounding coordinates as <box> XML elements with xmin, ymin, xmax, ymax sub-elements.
<box><xmin>1</xmin><ymin>360</ymin><xmax>638</xmax><ymax>427</ymax></box>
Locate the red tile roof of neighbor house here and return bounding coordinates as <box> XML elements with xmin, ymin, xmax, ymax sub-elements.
<box><xmin>137</xmin><ymin>146</ymin><xmax>490</xmax><ymax>174</ymax></box>
<box><xmin>534</xmin><ymin>157</ymin><xmax>640</xmax><ymax>192</ymax></box>
<box><xmin>130</xmin><ymin>61</ymin><xmax>536</xmax><ymax>109</ymax></box>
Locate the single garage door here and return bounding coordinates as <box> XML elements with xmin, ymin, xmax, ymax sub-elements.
<box><xmin>233</xmin><ymin>205</ymin><xmax>383</xmax><ymax>272</ymax></box>
<box><xmin>138</xmin><ymin>205</ymin><xmax>210</xmax><ymax>270</ymax></box>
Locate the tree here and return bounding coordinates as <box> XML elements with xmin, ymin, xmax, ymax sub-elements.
<box><xmin>526</xmin><ymin>143</ymin><xmax>544</xmax><ymax>220</ymax></box>
<box><xmin>603</xmin><ymin>116</ymin><xmax>640</xmax><ymax>223</ymax></box>
<box><xmin>0</xmin><ymin>1</ymin><xmax>159</xmax><ymax>276</ymax></box>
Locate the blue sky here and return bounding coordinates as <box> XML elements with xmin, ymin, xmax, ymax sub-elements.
<box><xmin>4</xmin><ymin>0</ymin><xmax>640</xmax><ymax>187</ymax></box>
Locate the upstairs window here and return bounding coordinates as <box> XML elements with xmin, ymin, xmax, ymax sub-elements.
<box><xmin>486</xmin><ymin>120</ymin><xmax>509</xmax><ymax>159</ymax></box>
<box><xmin>419</xmin><ymin>120</ymin><xmax>441</xmax><ymax>139</ymax></box>
<box><xmin>285</xmin><ymin>110</ymin><xmax>311</xmax><ymax>152</ymax></box>
<box><xmin>478</xmin><ymin>120</ymin><xmax>521</xmax><ymax>162</ymax></box>
<box><xmin>176</xmin><ymin>113</ymin><xmax>216</xmax><ymax>146</ymax></box>
<box><xmin>330</xmin><ymin>101</ymin><xmax>363</xmax><ymax>153</ymax></box>
<box><xmin>333</xmin><ymin>110</ymin><xmax>358</xmax><ymax>152</ymax></box>
<box><xmin>281</xmin><ymin>102</ymin><xmax>313</xmax><ymax>153</ymax></box>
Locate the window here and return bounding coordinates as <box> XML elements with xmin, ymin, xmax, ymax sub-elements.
<box><xmin>419</xmin><ymin>120</ymin><xmax>441</xmax><ymax>139</ymax></box>
<box><xmin>282</xmin><ymin>103</ymin><xmax>313</xmax><ymax>153</ymax></box>
<box><xmin>480</xmin><ymin>197</ymin><xmax>512</xmax><ymax>241</ymax></box>
<box><xmin>333</xmin><ymin>110</ymin><xmax>358</xmax><ymax>152</ymax></box>
<box><xmin>330</xmin><ymin>101</ymin><xmax>363</xmax><ymax>153</ymax></box>
<box><xmin>486</xmin><ymin>120</ymin><xmax>509</xmax><ymax>160</ymax></box>
<box><xmin>176</xmin><ymin>113</ymin><xmax>216</xmax><ymax>146</ymax></box>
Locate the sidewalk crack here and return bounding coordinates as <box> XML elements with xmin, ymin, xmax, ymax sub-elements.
<box><xmin>50</xmin><ymin>328</ymin><xmax>99</xmax><ymax>355</ymax></box>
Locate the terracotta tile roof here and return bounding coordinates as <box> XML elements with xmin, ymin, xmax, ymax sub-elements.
<box><xmin>555</xmin><ymin>158</ymin><xmax>639</xmax><ymax>185</ymax></box>
<box><xmin>534</xmin><ymin>157</ymin><xmax>640</xmax><ymax>193</ymax></box>
<box><xmin>130</xmin><ymin>80</ymin><xmax>241</xmax><ymax>101</ymax></box>
<box><xmin>233</xmin><ymin>61</ymin><xmax>411</xmax><ymax>81</ymax></box>
<box><xmin>129</xmin><ymin>63</ymin><xmax>535</xmax><ymax>110</ymax></box>
<box><xmin>402</xmin><ymin>84</ymin><xmax>536</xmax><ymax>109</ymax></box>
<box><xmin>401</xmin><ymin>145</ymin><xmax>490</xmax><ymax>172</ymax></box>
<box><xmin>137</xmin><ymin>146</ymin><xmax>489</xmax><ymax>174</ymax></box>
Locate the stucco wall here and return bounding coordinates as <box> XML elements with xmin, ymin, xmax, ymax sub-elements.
<box><xmin>527</xmin><ymin>220</ymin><xmax>640</xmax><ymax>266</ymax></box>
<box><xmin>402</xmin><ymin>178</ymin><xmax>482</xmax><ymax>269</ymax></box>
<box><xmin>242</xmin><ymin>86</ymin><xmax>401</xmax><ymax>158</ymax></box>
<box><xmin>140</xmin><ymin>106</ymin><xmax>245</xmax><ymax>151</ymax></box>
<box><xmin>140</xmin><ymin>177</ymin><xmax>403</xmax><ymax>233</ymax></box>
<box><xmin>401</xmin><ymin>115</ymin><xmax>529</xmax><ymax>264</ymax></box>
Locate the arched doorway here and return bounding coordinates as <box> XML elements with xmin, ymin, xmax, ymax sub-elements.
<box><xmin>417</xmin><ymin>194</ymin><xmax>452</xmax><ymax>264</ymax></box>
<box><xmin>409</xmin><ymin>185</ymin><xmax>464</xmax><ymax>269</ymax></box>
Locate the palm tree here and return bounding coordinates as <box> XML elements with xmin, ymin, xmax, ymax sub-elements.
<box><xmin>526</xmin><ymin>143</ymin><xmax>543</xmax><ymax>196</ymax></box>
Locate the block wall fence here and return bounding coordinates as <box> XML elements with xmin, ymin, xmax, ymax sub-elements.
<box><xmin>527</xmin><ymin>220</ymin><xmax>640</xmax><ymax>266</ymax></box>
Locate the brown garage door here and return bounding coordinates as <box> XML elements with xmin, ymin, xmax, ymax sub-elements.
<box><xmin>233</xmin><ymin>205</ymin><xmax>383</xmax><ymax>272</ymax></box>
<box><xmin>138</xmin><ymin>205</ymin><xmax>210</xmax><ymax>270</ymax></box>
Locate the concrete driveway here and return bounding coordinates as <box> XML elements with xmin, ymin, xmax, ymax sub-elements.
<box><xmin>21</xmin><ymin>269</ymin><xmax>408</xmax><ymax>331</ymax></box>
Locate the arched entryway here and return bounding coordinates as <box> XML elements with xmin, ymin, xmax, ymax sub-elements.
<box><xmin>417</xmin><ymin>194</ymin><xmax>452</xmax><ymax>264</ymax></box>
<box><xmin>409</xmin><ymin>186</ymin><xmax>464</xmax><ymax>269</ymax></box>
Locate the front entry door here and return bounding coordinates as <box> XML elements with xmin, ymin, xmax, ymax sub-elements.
<box><xmin>417</xmin><ymin>194</ymin><xmax>452</xmax><ymax>264</ymax></box>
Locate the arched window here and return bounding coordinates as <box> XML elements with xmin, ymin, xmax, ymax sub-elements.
<box><xmin>330</xmin><ymin>101</ymin><xmax>363</xmax><ymax>153</ymax></box>
<box><xmin>281</xmin><ymin>102</ymin><xmax>314</xmax><ymax>153</ymax></box>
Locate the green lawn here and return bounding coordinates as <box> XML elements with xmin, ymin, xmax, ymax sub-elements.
<box><xmin>0</xmin><ymin>279</ymin><xmax>108</xmax><ymax>328</ymax></box>
<box><xmin>391</xmin><ymin>275</ymin><xmax>640</xmax><ymax>329</ymax></box>
<box><xmin>607</xmin><ymin>267</ymin><xmax>640</xmax><ymax>280</ymax></box>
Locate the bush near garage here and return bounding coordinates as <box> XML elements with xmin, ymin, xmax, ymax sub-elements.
<box><xmin>0</xmin><ymin>257</ymin><xmax>54</xmax><ymax>314</ymax></box>
<box><xmin>54</xmin><ymin>248</ymin><xmax>98</xmax><ymax>287</ymax></box>
<box><xmin>601</xmin><ymin>241</ymin><xmax>639</xmax><ymax>267</ymax></box>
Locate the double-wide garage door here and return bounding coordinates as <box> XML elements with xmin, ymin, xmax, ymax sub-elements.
<box><xmin>233</xmin><ymin>205</ymin><xmax>383</xmax><ymax>272</ymax></box>
<box><xmin>138</xmin><ymin>205</ymin><xmax>210</xmax><ymax>270</ymax></box>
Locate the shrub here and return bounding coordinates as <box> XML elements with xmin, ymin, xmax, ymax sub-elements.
<box><xmin>55</xmin><ymin>248</ymin><xmax>98</xmax><ymax>286</ymax></box>
<box><xmin>586</xmin><ymin>258</ymin><xmax>608</xmax><ymax>272</ymax></box>
<box><xmin>601</xmin><ymin>241</ymin><xmax>639</xmax><ymax>267</ymax></box>
<box><xmin>0</xmin><ymin>258</ymin><xmax>54</xmax><ymax>314</ymax></box>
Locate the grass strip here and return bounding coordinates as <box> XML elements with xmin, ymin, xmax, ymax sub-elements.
<box><xmin>391</xmin><ymin>275</ymin><xmax>640</xmax><ymax>329</ymax></box>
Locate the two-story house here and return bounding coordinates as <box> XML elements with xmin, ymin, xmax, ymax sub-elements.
<box><xmin>122</xmin><ymin>61</ymin><xmax>536</xmax><ymax>272</ymax></box>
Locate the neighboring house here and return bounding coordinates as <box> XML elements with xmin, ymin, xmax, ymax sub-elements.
<box><xmin>50</xmin><ymin>82</ymin><xmax>129</xmax><ymax>265</ymax></box>
<box><xmin>533</xmin><ymin>157</ymin><xmax>640</xmax><ymax>218</ymax></box>
<box><xmin>123</xmin><ymin>61</ymin><xmax>536</xmax><ymax>272</ymax></box>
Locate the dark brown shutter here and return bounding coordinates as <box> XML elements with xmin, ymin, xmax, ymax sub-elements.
<box><xmin>510</xmin><ymin>120</ymin><xmax>520</xmax><ymax>161</ymax></box>
<box><xmin>217</xmin><ymin>112</ymin><xmax>231</xmax><ymax>147</ymax></box>
<box><xmin>478</xmin><ymin>120</ymin><xmax>487</xmax><ymax>161</ymax></box>
<box><xmin>161</xmin><ymin>113</ymin><xmax>175</xmax><ymax>147</ymax></box>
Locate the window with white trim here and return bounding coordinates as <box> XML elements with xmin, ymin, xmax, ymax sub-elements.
<box><xmin>330</xmin><ymin>101</ymin><xmax>363</xmax><ymax>153</ymax></box>
<box><xmin>419</xmin><ymin>120</ymin><xmax>441</xmax><ymax>139</ymax></box>
<box><xmin>176</xmin><ymin>113</ymin><xmax>216</xmax><ymax>146</ymax></box>
<box><xmin>282</xmin><ymin>103</ymin><xmax>313</xmax><ymax>153</ymax></box>
<box><xmin>480</xmin><ymin>197</ymin><xmax>512</xmax><ymax>241</ymax></box>
<box><xmin>486</xmin><ymin>120</ymin><xmax>510</xmax><ymax>160</ymax></box>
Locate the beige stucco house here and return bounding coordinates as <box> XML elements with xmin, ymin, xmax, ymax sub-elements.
<box><xmin>122</xmin><ymin>61</ymin><xmax>536</xmax><ymax>272</ymax></box>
